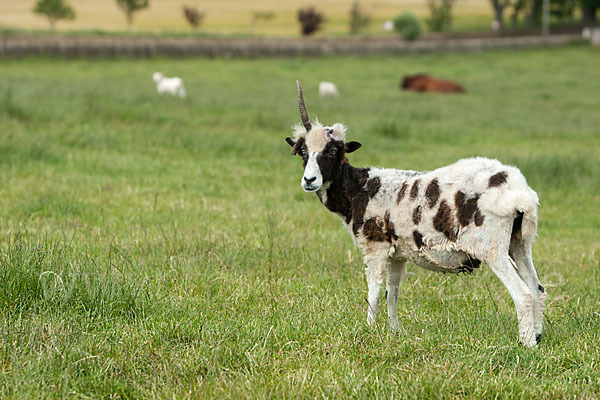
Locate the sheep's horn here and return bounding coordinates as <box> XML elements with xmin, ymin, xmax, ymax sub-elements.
<box><xmin>296</xmin><ymin>80</ymin><xmax>312</xmax><ymax>132</ymax></box>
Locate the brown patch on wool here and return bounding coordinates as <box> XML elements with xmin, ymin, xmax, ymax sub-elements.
<box><xmin>412</xmin><ymin>230</ymin><xmax>424</xmax><ymax>249</ymax></box>
<box><xmin>433</xmin><ymin>200</ymin><xmax>458</xmax><ymax>242</ymax></box>
<box><xmin>396</xmin><ymin>182</ymin><xmax>408</xmax><ymax>204</ymax></box>
<box><xmin>366</xmin><ymin>177</ymin><xmax>381</xmax><ymax>198</ymax></box>
<box><xmin>425</xmin><ymin>179</ymin><xmax>440</xmax><ymax>209</ymax></box>
<box><xmin>348</xmin><ymin>169</ymin><xmax>372</xmax><ymax>231</ymax></box>
<box><xmin>347</xmin><ymin>174</ymin><xmax>380</xmax><ymax>235</ymax></box>
<box><xmin>455</xmin><ymin>191</ymin><xmax>485</xmax><ymax>227</ymax></box>
<box><xmin>321</xmin><ymin>165</ymin><xmax>372</xmax><ymax>234</ymax></box>
<box><xmin>362</xmin><ymin>213</ymin><xmax>398</xmax><ymax>243</ymax></box>
<box><xmin>363</xmin><ymin>218</ymin><xmax>387</xmax><ymax>242</ymax></box>
<box><xmin>384</xmin><ymin>211</ymin><xmax>399</xmax><ymax>242</ymax></box>
<box><xmin>412</xmin><ymin>205</ymin><xmax>422</xmax><ymax>225</ymax></box>
<box><xmin>474</xmin><ymin>210</ymin><xmax>485</xmax><ymax>226</ymax></box>
<box><xmin>488</xmin><ymin>171</ymin><xmax>508</xmax><ymax>188</ymax></box>
<box><xmin>316</xmin><ymin>141</ymin><xmax>346</xmax><ymax>184</ymax></box>
<box><xmin>455</xmin><ymin>191</ymin><xmax>480</xmax><ymax>227</ymax></box>
<box><xmin>409</xmin><ymin>179</ymin><xmax>421</xmax><ymax>201</ymax></box>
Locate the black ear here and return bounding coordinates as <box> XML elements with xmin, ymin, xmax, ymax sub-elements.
<box><xmin>285</xmin><ymin>137</ymin><xmax>296</xmax><ymax>148</ymax></box>
<box><xmin>345</xmin><ymin>141</ymin><xmax>362</xmax><ymax>153</ymax></box>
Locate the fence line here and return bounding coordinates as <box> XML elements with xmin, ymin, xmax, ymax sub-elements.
<box><xmin>0</xmin><ymin>34</ymin><xmax>582</xmax><ymax>58</ymax></box>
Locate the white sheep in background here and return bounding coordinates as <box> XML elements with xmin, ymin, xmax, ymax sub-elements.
<box><xmin>319</xmin><ymin>81</ymin><xmax>339</xmax><ymax>98</ymax></box>
<box><xmin>152</xmin><ymin>72</ymin><xmax>186</xmax><ymax>99</ymax></box>
<box><xmin>582</xmin><ymin>27</ymin><xmax>600</xmax><ymax>46</ymax></box>
<box><xmin>582</xmin><ymin>27</ymin><xmax>591</xmax><ymax>39</ymax></box>
<box><xmin>285</xmin><ymin>81</ymin><xmax>546</xmax><ymax>348</ymax></box>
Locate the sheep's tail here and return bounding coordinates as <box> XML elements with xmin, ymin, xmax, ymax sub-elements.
<box><xmin>513</xmin><ymin>189</ymin><xmax>539</xmax><ymax>243</ymax></box>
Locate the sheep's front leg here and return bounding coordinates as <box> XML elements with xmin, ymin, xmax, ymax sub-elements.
<box><xmin>387</xmin><ymin>260</ymin><xmax>407</xmax><ymax>332</ymax></box>
<box><xmin>365</xmin><ymin>257</ymin><xmax>387</xmax><ymax>326</ymax></box>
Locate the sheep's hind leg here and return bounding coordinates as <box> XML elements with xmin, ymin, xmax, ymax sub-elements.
<box><xmin>364</xmin><ymin>255</ymin><xmax>387</xmax><ymax>326</ymax></box>
<box><xmin>510</xmin><ymin>237</ymin><xmax>546</xmax><ymax>342</ymax></box>
<box><xmin>487</xmin><ymin>255</ymin><xmax>537</xmax><ymax>348</ymax></box>
<box><xmin>387</xmin><ymin>259</ymin><xmax>407</xmax><ymax>332</ymax></box>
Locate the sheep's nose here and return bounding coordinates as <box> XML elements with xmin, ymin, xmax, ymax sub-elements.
<box><xmin>304</xmin><ymin>176</ymin><xmax>317</xmax><ymax>184</ymax></box>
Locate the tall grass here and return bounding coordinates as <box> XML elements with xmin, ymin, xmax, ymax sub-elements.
<box><xmin>0</xmin><ymin>46</ymin><xmax>599</xmax><ymax>398</ymax></box>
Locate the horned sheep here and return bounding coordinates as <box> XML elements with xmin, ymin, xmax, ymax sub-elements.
<box><xmin>285</xmin><ymin>81</ymin><xmax>546</xmax><ymax>348</ymax></box>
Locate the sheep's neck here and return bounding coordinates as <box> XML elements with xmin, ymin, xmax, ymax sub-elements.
<box><xmin>318</xmin><ymin>163</ymin><xmax>372</xmax><ymax>233</ymax></box>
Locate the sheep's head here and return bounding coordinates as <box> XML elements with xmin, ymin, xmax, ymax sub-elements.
<box><xmin>286</xmin><ymin>81</ymin><xmax>361</xmax><ymax>193</ymax></box>
<box><xmin>152</xmin><ymin>72</ymin><xmax>163</xmax><ymax>82</ymax></box>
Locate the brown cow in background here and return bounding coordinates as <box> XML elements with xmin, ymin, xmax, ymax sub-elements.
<box><xmin>400</xmin><ymin>74</ymin><xmax>465</xmax><ymax>93</ymax></box>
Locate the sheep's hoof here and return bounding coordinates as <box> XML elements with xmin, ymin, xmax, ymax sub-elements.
<box><xmin>520</xmin><ymin>328</ymin><xmax>538</xmax><ymax>348</ymax></box>
<box><xmin>521</xmin><ymin>334</ymin><xmax>538</xmax><ymax>348</ymax></box>
<box><xmin>389</xmin><ymin>326</ymin><xmax>401</xmax><ymax>334</ymax></box>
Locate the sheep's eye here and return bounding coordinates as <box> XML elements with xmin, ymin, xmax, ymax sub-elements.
<box><xmin>301</xmin><ymin>147</ymin><xmax>307</xmax><ymax>156</ymax></box>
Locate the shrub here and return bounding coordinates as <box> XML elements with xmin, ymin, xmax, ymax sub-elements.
<box><xmin>297</xmin><ymin>7</ymin><xmax>325</xmax><ymax>36</ymax></box>
<box><xmin>182</xmin><ymin>5</ymin><xmax>204</xmax><ymax>30</ymax></box>
<box><xmin>426</xmin><ymin>0</ymin><xmax>455</xmax><ymax>32</ymax></box>
<box><xmin>251</xmin><ymin>11</ymin><xmax>275</xmax><ymax>23</ymax></box>
<box><xmin>393</xmin><ymin>12</ymin><xmax>422</xmax><ymax>40</ymax></box>
<box><xmin>32</xmin><ymin>0</ymin><xmax>76</xmax><ymax>31</ymax></box>
<box><xmin>349</xmin><ymin>1</ymin><xmax>371</xmax><ymax>34</ymax></box>
<box><xmin>250</xmin><ymin>11</ymin><xmax>276</xmax><ymax>30</ymax></box>
<box><xmin>116</xmin><ymin>0</ymin><xmax>149</xmax><ymax>29</ymax></box>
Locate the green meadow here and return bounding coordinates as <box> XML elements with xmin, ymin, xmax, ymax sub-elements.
<box><xmin>1</xmin><ymin>46</ymin><xmax>599</xmax><ymax>398</ymax></box>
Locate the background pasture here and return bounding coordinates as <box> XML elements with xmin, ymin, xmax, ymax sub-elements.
<box><xmin>0</xmin><ymin>0</ymin><xmax>493</xmax><ymax>36</ymax></box>
<box><xmin>1</xmin><ymin>46</ymin><xmax>599</xmax><ymax>398</ymax></box>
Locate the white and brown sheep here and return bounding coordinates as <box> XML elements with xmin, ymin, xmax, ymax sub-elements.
<box><xmin>285</xmin><ymin>81</ymin><xmax>546</xmax><ymax>348</ymax></box>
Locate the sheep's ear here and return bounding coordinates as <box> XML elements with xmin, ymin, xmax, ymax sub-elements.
<box><xmin>287</xmin><ymin>136</ymin><xmax>305</xmax><ymax>155</ymax></box>
<box><xmin>345</xmin><ymin>141</ymin><xmax>361</xmax><ymax>153</ymax></box>
<box><xmin>286</xmin><ymin>137</ymin><xmax>302</xmax><ymax>155</ymax></box>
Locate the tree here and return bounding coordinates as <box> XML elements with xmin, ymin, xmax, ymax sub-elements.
<box><xmin>250</xmin><ymin>11</ymin><xmax>275</xmax><ymax>30</ymax></box>
<box><xmin>182</xmin><ymin>5</ymin><xmax>204</xmax><ymax>31</ymax></box>
<box><xmin>489</xmin><ymin>0</ymin><xmax>511</xmax><ymax>30</ymax></box>
<box><xmin>297</xmin><ymin>7</ymin><xmax>325</xmax><ymax>36</ymax></box>
<box><xmin>535</xmin><ymin>0</ymin><xmax>576</xmax><ymax>22</ymax></box>
<box><xmin>393</xmin><ymin>12</ymin><xmax>422</xmax><ymax>41</ymax></box>
<box><xmin>426</xmin><ymin>0</ymin><xmax>455</xmax><ymax>32</ymax></box>
<box><xmin>32</xmin><ymin>0</ymin><xmax>75</xmax><ymax>31</ymax></box>
<box><xmin>580</xmin><ymin>0</ymin><xmax>600</xmax><ymax>23</ymax></box>
<box><xmin>349</xmin><ymin>1</ymin><xmax>371</xmax><ymax>34</ymax></box>
<box><xmin>509</xmin><ymin>0</ymin><xmax>529</xmax><ymax>28</ymax></box>
<box><xmin>116</xmin><ymin>0</ymin><xmax>149</xmax><ymax>29</ymax></box>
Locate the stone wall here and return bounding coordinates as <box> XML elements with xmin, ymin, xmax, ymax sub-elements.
<box><xmin>0</xmin><ymin>34</ymin><xmax>582</xmax><ymax>58</ymax></box>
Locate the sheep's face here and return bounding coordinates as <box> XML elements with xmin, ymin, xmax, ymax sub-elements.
<box><xmin>152</xmin><ymin>72</ymin><xmax>163</xmax><ymax>83</ymax></box>
<box><xmin>286</xmin><ymin>122</ymin><xmax>361</xmax><ymax>192</ymax></box>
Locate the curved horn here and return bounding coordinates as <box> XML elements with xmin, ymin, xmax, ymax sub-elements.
<box><xmin>296</xmin><ymin>80</ymin><xmax>312</xmax><ymax>132</ymax></box>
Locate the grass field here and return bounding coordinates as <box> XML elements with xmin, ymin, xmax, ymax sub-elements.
<box><xmin>0</xmin><ymin>0</ymin><xmax>494</xmax><ymax>36</ymax></box>
<box><xmin>1</xmin><ymin>46</ymin><xmax>600</xmax><ymax>398</ymax></box>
